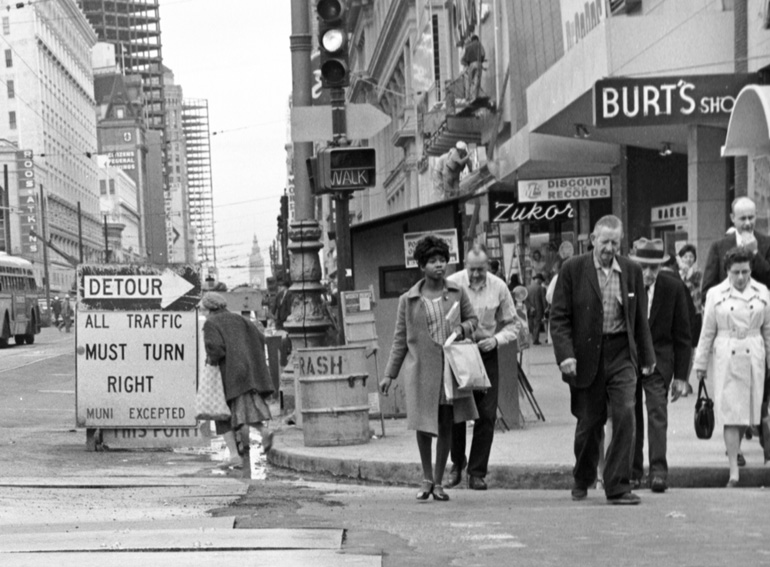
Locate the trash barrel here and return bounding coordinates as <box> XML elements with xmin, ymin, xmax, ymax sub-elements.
<box><xmin>298</xmin><ymin>373</ymin><xmax>370</xmax><ymax>447</ymax></box>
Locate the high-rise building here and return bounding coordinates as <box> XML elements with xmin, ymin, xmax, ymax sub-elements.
<box><xmin>163</xmin><ymin>66</ymin><xmax>194</xmax><ymax>264</ymax></box>
<box><xmin>77</xmin><ymin>0</ymin><xmax>166</xmax><ymax>134</ymax></box>
<box><xmin>78</xmin><ymin>0</ymin><xmax>171</xmax><ymax>265</ymax></box>
<box><xmin>182</xmin><ymin>99</ymin><xmax>215</xmax><ymax>271</ymax></box>
<box><xmin>0</xmin><ymin>0</ymin><xmax>101</xmax><ymax>291</ymax></box>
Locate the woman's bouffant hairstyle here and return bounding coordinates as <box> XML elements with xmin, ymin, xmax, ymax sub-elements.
<box><xmin>413</xmin><ymin>234</ymin><xmax>450</xmax><ymax>267</ymax></box>
<box><xmin>724</xmin><ymin>246</ymin><xmax>753</xmax><ymax>271</ymax></box>
<box><xmin>678</xmin><ymin>243</ymin><xmax>697</xmax><ymax>261</ymax></box>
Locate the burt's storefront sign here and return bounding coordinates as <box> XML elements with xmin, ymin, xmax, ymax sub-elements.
<box><xmin>594</xmin><ymin>74</ymin><xmax>756</xmax><ymax>127</ymax></box>
<box><xmin>518</xmin><ymin>176</ymin><xmax>610</xmax><ymax>203</ymax></box>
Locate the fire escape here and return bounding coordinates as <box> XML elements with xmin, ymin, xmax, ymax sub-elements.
<box><xmin>421</xmin><ymin>58</ymin><xmax>494</xmax><ymax>159</ymax></box>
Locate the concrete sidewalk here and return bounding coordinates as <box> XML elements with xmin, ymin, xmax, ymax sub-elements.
<box><xmin>268</xmin><ymin>344</ymin><xmax>770</xmax><ymax>489</ymax></box>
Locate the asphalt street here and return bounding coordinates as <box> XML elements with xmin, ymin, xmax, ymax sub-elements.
<box><xmin>3</xmin><ymin>327</ymin><xmax>770</xmax><ymax>566</ymax></box>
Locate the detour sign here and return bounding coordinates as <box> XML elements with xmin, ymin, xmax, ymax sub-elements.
<box><xmin>75</xmin><ymin>264</ymin><xmax>201</xmax><ymax>428</ymax></box>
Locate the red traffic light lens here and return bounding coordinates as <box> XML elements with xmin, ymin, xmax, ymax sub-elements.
<box><xmin>321</xmin><ymin>59</ymin><xmax>348</xmax><ymax>85</ymax></box>
<box><xmin>317</xmin><ymin>0</ymin><xmax>343</xmax><ymax>21</ymax></box>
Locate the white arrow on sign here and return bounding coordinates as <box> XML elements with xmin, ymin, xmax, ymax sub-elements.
<box><xmin>83</xmin><ymin>270</ymin><xmax>195</xmax><ymax>309</ymax></box>
<box><xmin>291</xmin><ymin>103</ymin><xmax>391</xmax><ymax>142</ymax></box>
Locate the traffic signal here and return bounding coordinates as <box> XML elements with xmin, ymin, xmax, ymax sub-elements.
<box><xmin>316</xmin><ymin>0</ymin><xmax>349</xmax><ymax>88</ymax></box>
<box><xmin>311</xmin><ymin>147</ymin><xmax>376</xmax><ymax>195</ymax></box>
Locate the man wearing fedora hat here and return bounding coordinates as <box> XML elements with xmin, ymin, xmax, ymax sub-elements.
<box><xmin>629</xmin><ymin>238</ymin><xmax>692</xmax><ymax>493</ymax></box>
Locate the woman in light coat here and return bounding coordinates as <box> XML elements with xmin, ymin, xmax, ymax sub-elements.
<box><xmin>380</xmin><ymin>235</ymin><xmax>478</xmax><ymax>501</ymax></box>
<box><xmin>693</xmin><ymin>247</ymin><xmax>770</xmax><ymax>486</ymax></box>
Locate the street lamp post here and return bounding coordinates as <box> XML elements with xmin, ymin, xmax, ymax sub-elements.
<box><xmin>286</xmin><ymin>0</ymin><xmax>333</xmax><ymax>343</ymax></box>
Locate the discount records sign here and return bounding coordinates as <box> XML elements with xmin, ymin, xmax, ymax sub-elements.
<box><xmin>75</xmin><ymin>264</ymin><xmax>201</xmax><ymax>428</ymax></box>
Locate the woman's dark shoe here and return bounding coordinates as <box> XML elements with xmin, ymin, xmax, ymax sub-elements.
<box><xmin>416</xmin><ymin>480</ymin><xmax>434</xmax><ymax>501</ymax></box>
<box><xmin>726</xmin><ymin>478</ymin><xmax>739</xmax><ymax>488</ymax></box>
<box><xmin>432</xmin><ymin>486</ymin><xmax>450</xmax><ymax>501</ymax></box>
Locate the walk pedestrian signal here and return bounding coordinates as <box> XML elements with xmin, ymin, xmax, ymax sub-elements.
<box><xmin>316</xmin><ymin>0</ymin><xmax>349</xmax><ymax>88</ymax></box>
<box><xmin>309</xmin><ymin>147</ymin><xmax>376</xmax><ymax>195</ymax></box>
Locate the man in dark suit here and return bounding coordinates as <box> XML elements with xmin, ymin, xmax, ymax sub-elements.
<box><xmin>702</xmin><ymin>196</ymin><xmax>770</xmax><ymax>297</ymax></box>
<box><xmin>629</xmin><ymin>238</ymin><xmax>692</xmax><ymax>493</ymax></box>
<box><xmin>550</xmin><ymin>215</ymin><xmax>656</xmax><ymax>505</ymax></box>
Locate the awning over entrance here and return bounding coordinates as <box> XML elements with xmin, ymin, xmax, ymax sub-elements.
<box><xmin>722</xmin><ymin>85</ymin><xmax>770</xmax><ymax>157</ymax></box>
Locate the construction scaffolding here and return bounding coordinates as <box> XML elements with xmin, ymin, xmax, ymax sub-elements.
<box><xmin>78</xmin><ymin>0</ymin><xmax>167</xmax><ymax>134</ymax></box>
<box><xmin>182</xmin><ymin>99</ymin><xmax>216</xmax><ymax>269</ymax></box>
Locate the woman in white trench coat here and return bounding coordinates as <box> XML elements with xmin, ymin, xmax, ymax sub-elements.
<box><xmin>694</xmin><ymin>247</ymin><xmax>770</xmax><ymax>487</ymax></box>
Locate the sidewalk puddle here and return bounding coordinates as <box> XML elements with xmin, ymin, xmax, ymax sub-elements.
<box><xmin>173</xmin><ymin>425</ymin><xmax>269</xmax><ymax>480</ymax></box>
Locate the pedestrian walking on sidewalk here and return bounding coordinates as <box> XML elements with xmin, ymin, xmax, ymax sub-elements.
<box><xmin>51</xmin><ymin>296</ymin><xmax>61</xmax><ymax>328</ymax></box>
<box><xmin>445</xmin><ymin>244</ymin><xmax>521</xmax><ymax>490</ymax></box>
<box><xmin>59</xmin><ymin>294</ymin><xmax>73</xmax><ymax>333</ymax></box>
<box><xmin>693</xmin><ymin>247</ymin><xmax>770</xmax><ymax>487</ymax></box>
<box><xmin>201</xmin><ymin>292</ymin><xmax>275</xmax><ymax>469</ymax></box>
<box><xmin>629</xmin><ymin>238</ymin><xmax>692</xmax><ymax>493</ymax></box>
<box><xmin>525</xmin><ymin>273</ymin><xmax>546</xmax><ymax>345</ymax></box>
<box><xmin>380</xmin><ymin>235</ymin><xmax>478</xmax><ymax>502</ymax></box>
<box><xmin>550</xmin><ymin>215</ymin><xmax>656</xmax><ymax>505</ymax></box>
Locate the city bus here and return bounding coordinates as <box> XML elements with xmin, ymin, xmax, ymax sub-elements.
<box><xmin>0</xmin><ymin>253</ymin><xmax>42</xmax><ymax>346</ymax></box>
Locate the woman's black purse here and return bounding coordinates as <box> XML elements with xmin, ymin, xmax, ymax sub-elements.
<box><xmin>694</xmin><ymin>378</ymin><xmax>715</xmax><ymax>440</ymax></box>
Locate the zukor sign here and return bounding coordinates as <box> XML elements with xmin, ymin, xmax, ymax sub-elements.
<box><xmin>75</xmin><ymin>264</ymin><xmax>201</xmax><ymax>428</ymax></box>
<box><xmin>489</xmin><ymin>192</ymin><xmax>575</xmax><ymax>223</ymax></box>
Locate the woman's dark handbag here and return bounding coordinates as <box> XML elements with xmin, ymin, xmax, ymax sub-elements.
<box><xmin>694</xmin><ymin>378</ymin><xmax>715</xmax><ymax>440</ymax></box>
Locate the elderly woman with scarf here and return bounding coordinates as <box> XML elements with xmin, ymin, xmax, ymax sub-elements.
<box><xmin>201</xmin><ymin>292</ymin><xmax>274</xmax><ymax>467</ymax></box>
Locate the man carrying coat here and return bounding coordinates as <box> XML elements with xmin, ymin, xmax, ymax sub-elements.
<box><xmin>629</xmin><ymin>238</ymin><xmax>692</xmax><ymax>493</ymax></box>
<box><xmin>550</xmin><ymin>215</ymin><xmax>656</xmax><ymax>505</ymax></box>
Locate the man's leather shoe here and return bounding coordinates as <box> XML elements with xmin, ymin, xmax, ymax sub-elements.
<box><xmin>630</xmin><ymin>478</ymin><xmax>642</xmax><ymax>490</ymax></box>
<box><xmin>650</xmin><ymin>477</ymin><xmax>667</xmax><ymax>493</ymax></box>
<box><xmin>444</xmin><ymin>466</ymin><xmax>462</xmax><ymax>488</ymax></box>
<box><xmin>571</xmin><ymin>486</ymin><xmax>588</xmax><ymax>501</ymax></box>
<box><xmin>607</xmin><ymin>492</ymin><xmax>641</xmax><ymax>505</ymax></box>
<box><xmin>468</xmin><ymin>475</ymin><xmax>487</xmax><ymax>490</ymax></box>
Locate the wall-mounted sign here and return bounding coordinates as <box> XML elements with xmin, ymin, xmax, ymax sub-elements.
<box><xmin>403</xmin><ymin>229</ymin><xmax>459</xmax><ymax>268</ymax></box>
<box><xmin>490</xmin><ymin>192</ymin><xmax>574</xmax><ymax>223</ymax></box>
<box><xmin>105</xmin><ymin>149</ymin><xmax>137</xmax><ymax>170</ymax></box>
<box><xmin>651</xmin><ymin>202</ymin><xmax>688</xmax><ymax>224</ymax></box>
<box><xmin>518</xmin><ymin>176</ymin><xmax>611</xmax><ymax>203</ymax></box>
<box><xmin>16</xmin><ymin>150</ymin><xmax>38</xmax><ymax>255</ymax></box>
<box><xmin>561</xmin><ymin>0</ymin><xmax>607</xmax><ymax>52</ymax></box>
<box><xmin>594</xmin><ymin>74</ymin><xmax>757</xmax><ymax>127</ymax></box>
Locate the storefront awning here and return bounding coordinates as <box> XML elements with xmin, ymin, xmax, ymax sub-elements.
<box><xmin>722</xmin><ymin>85</ymin><xmax>770</xmax><ymax>157</ymax></box>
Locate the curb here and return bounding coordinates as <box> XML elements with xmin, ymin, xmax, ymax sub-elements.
<box><xmin>269</xmin><ymin>447</ymin><xmax>770</xmax><ymax>489</ymax></box>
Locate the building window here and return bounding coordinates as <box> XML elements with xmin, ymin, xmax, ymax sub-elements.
<box><xmin>99</xmin><ymin>180</ymin><xmax>106</xmax><ymax>195</ymax></box>
<box><xmin>2</xmin><ymin>17</ymin><xmax>9</xmax><ymax>35</ymax></box>
<box><xmin>115</xmin><ymin>107</ymin><xmax>124</xmax><ymax>119</ymax></box>
<box><xmin>4</xmin><ymin>49</ymin><xmax>11</xmax><ymax>68</ymax></box>
<box><xmin>8</xmin><ymin>111</ymin><xmax>15</xmax><ymax>129</ymax></box>
<box><xmin>6</xmin><ymin>80</ymin><xmax>13</xmax><ymax>99</ymax></box>
<box><xmin>109</xmin><ymin>179</ymin><xmax>115</xmax><ymax>194</ymax></box>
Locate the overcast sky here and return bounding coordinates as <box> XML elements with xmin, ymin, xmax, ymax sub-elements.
<box><xmin>158</xmin><ymin>0</ymin><xmax>292</xmax><ymax>287</ymax></box>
